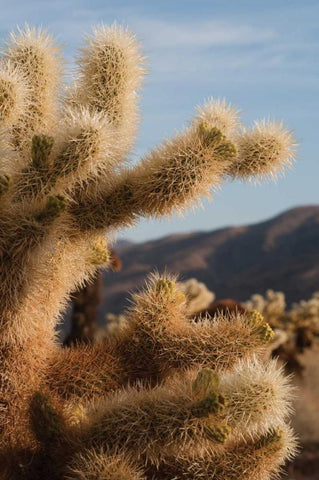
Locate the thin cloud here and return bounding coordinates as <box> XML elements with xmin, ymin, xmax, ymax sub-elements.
<box><xmin>131</xmin><ymin>18</ymin><xmax>275</xmax><ymax>48</ymax></box>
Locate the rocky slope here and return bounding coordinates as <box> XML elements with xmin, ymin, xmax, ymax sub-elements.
<box><xmin>101</xmin><ymin>205</ymin><xmax>319</xmax><ymax>315</ymax></box>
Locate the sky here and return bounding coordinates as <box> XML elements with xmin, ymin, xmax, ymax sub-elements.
<box><xmin>0</xmin><ymin>0</ymin><xmax>318</xmax><ymax>242</ymax></box>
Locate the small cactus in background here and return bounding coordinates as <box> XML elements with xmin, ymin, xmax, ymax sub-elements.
<box><xmin>0</xmin><ymin>23</ymin><xmax>297</xmax><ymax>479</ymax></box>
<box><xmin>244</xmin><ymin>289</ymin><xmax>287</xmax><ymax>328</ymax></box>
<box><xmin>178</xmin><ymin>277</ymin><xmax>215</xmax><ymax>315</ymax></box>
<box><xmin>245</xmin><ymin>290</ymin><xmax>319</xmax><ymax>373</ymax></box>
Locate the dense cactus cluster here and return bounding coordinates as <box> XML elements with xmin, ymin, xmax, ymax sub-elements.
<box><xmin>245</xmin><ymin>290</ymin><xmax>319</xmax><ymax>336</ymax></box>
<box><xmin>0</xmin><ymin>24</ymin><xmax>297</xmax><ymax>479</ymax></box>
<box><xmin>245</xmin><ymin>290</ymin><xmax>319</xmax><ymax>371</ymax></box>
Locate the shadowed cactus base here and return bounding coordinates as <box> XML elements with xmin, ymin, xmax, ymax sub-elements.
<box><xmin>0</xmin><ymin>22</ymin><xmax>297</xmax><ymax>480</ymax></box>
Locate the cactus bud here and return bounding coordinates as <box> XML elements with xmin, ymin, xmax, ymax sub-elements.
<box><xmin>192</xmin><ymin>368</ymin><xmax>220</xmax><ymax>397</ymax></box>
<box><xmin>192</xmin><ymin>369</ymin><xmax>226</xmax><ymax>417</ymax></box>
<box><xmin>204</xmin><ymin>423</ymin><xmax>231</xmax><ymax>443</ymax></box>
<box><xmin>155</xmin><ymin>278</ymin><xmax>176</xmax><ymax>299</ymax></box>
<box><xmin>197</xmin><ymin>123</ymin><xmax>224</xmax><ymax>146</ymax></box>
<box><xmin>197</xmin><ymin>123</ymin><xmax>237</xmax><ymax>158</ymax></box>
<box><xmin>255</xmin><ymin>427</ymin><xmax>282</xmax><ymax>450</ymax></box>
<box><xmin>192</xmin><ymin>392</ymin><xmax>226</xmax><ymax>417</ymax></box>
<box><xmin>247</xmin><ymin>310</ymin><xmax>274</xmax><ymax>342</ymax></box>
<box><xmin>31</xmin><ymin>134</ymin><xmax>54</xmax><ymax>170</ymax></box>
<box><xmin>89</xmin><ymin>237</ymin><xmax>110</xmax><ymax>266</ymax></box>
<box><xmin>35</xmin><ymin>195</ymin><xmax>65</xmax><ymax>225</ymax></box>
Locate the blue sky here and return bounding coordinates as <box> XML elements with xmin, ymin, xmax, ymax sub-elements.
<box><xmin>1</xmin><ymin>0</ymin><xmax>318</xmax><ymax>242</ymax></box>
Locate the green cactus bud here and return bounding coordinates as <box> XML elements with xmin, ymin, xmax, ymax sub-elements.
<box><xmin>204</xmin><ymin>423</ymin><xmax>231</xmax><ymax>443</ymax></box>
<box><xmin>155</xmin><ymin>278</ymin><xmax>176</xmax><ymax>298</ymax></box>
<box><xmin>192</xmin><ymin>368</ymin><xmax>220</xmax><ymax>397</ymax></box>
<box><xmin>192</xmin><ymin>369</ymin><xmax>226</xmax><ymax>418</ymax></box>
<box><xmin>248</xmin><ymin>310</ymin><xmax>274</xmax><ymax>342</ymax></box>
<box><xmin>198</xmin><ymin>123</ymin><xmax>237</xmax><ymax>160</ymax></box>
<box><xmin>197</xmin><ymin>122</ymin><xmax>236</xmax><ymax>158</ymax></box>
<box><xmin>90</xmin><ymin>238</ymin><xmax>110</xmax><ymax>266</ymax></box>
<box><xmin>249</xmin><ymin>310</ymin><xmax>264</xmax><ymax>324</ymax></box>
<box><xmin>191</xmin><ymin>392</ymin><xmax>227</xmax><ymax>418</ymax></box>
<box><xmin>36</xmin><ymin>195</ymin><xmax>65</xmax><ymax>226</ymax></box>
<box><xmin>215</xmin><ymin>139</ymin><xmax>237</xmax><ymax>158</ymax></box>
<box><xmin>257</xmin><ymin>322</ymin><xmax>274</xmax><ymax>342</ymax></box>
<box><xmin>31</xmin><ymin>134</ymin><xmax>54</xmax><ymax>170</ymax></box>
<box><xmin>198</xmin><ymin>123</ymin><xmax>224</xmax><ymax>146</ymax></box>
<box><xmin>255</xmin><ymin>427</ymin><xmax>282</xmax><ymax>450</ymax></box>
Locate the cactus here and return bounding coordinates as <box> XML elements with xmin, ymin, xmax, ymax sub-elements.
<box><xmin>245</xmin><ymin>290</ymin><xmax>319</xmax><ymax>373</ymax></box>
<box><xmin>178</xmin><ymin>278</ymin><xmax>215</xmax><ymax>315</ymax></box>
<box><xmin>0</xmin><ymin>24</ymin><xmax>297</xmax><ymax>479</ymax></box>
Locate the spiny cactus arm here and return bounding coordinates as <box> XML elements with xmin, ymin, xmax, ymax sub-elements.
<box><xmin>28</xmin><ymin>24</ymin><xmax>145</xmax><ymax>204</ymax></box>
<box><xmin>68</xmin><ymin>23</ymin><xmax>145</xmax><ymax>157</ymax></box>
<box><xmin>0</xmin><ymin>196</ymin><xmax>66</xmax><ymax>343</ymax></box>
<box><xmin>71</xmin><ymin>365</ymin><xmax>292</xmax><ymax>468</ymax></box>
<box><xmin>218</xmin><ymin>359</ymin><xmax>294</xmax><ymax>438</ymax></box>
<box><xmin>12</xmin><ymin>109</ymin><xmax>123</xmax><ymax>202</ymax></box>
<box><xmin>68</xmin><ymin>100</ymin><xmax>239</xmax><ymax>232</ymax></box>
<box><xmin>2</xmin><ymin>25</ymin><xmax>62</xmax><ymax>152</ymax></box>
<box><xmin>153</xmin><ymin>425</ymin><xmax>297</xmax><ymax>480</ymax></box>
<box><xmin>0</xmin><ymin>62</ymin><xmax>30</xmax><ymax>190</ymax></box>
<box><xmin>146</xmin><ymin>313</ymin><xmax>274</xmax><ymax>375</ymax></box>
<box><xmin>227</xmin><ymin>120</ymin><xmax>296</xmax><ymax>182</ymax></box>
<box><xmin>68</xmin><ymin>103</ymin><xmax>295</xmax><ymax>235</ymax></box>
<box><xmin>111</xmin><ymin>275</ymin><xmax>274</xmax><ymax>381</ymax></box>
<box><xmin>78</xmin><ymin>371</ymin><xmax>227</xmax><ymax>465</ymax></box>
<box><xmin>43</xmin><ymin>274</ymin><xmax>272</xmax><ymax>403</ymax></box>
<box><xmin>9</xmin><ymin>24</ymin><xmax>145</xmax><ymax>203</ymax></box>
<box><xmin>64</xmin><ymin>428</ymin><xmax>295</xmax><ymax>480</ymax></box>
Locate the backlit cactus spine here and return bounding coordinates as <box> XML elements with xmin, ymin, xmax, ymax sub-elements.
<box><xmin>0</xmin><ymin>23</ymin><xmax>296</xmax><ymax>479</ymax></box>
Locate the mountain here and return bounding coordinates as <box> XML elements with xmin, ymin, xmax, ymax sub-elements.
<box><xmin>101</xmin><ymin>206</ymin><xmax>319</xmax><ymax>315</ymax></box>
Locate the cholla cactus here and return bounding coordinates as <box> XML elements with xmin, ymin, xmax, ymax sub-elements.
<box><xmin>245</xmin><ymin>290</ymin><xmax>319</xmax><ymax>345</ymax></box>
<box><xmin>178</xmin><ymin>278</ymin><xmax>215</xmax><ymax>315</ymax></box>
<box><xmin>290</xmin><ymin>292</ymin><xmax>319</xmax><ymax>335</ymax></box>
<box><xmin>244</xmin><ymin>289</ymin><xmax>287</xmax><ymax>328</ymax></box>
<box><xmin>245</xmin><ymin>290</ymin><xmax>319</xmax><ymax>373</ymax></box>
<box><xmin>0</xmin><ymin>24</ymin><xmax>297</xmax><ymax>479</ymax></box>
<box><xmin>103</xmin><ymin>272</ymin><xmax>215</xmax><ymax>341</ymax></box>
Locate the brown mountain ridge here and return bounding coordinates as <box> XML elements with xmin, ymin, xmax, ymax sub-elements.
<box><xmin>102</xmin><ymin>205</ymin><xmax>319</xmax><ymax>315</ymax></box>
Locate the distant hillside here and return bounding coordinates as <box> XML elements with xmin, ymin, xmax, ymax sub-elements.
<box><xmin>101</xmin><ymin>206</ymin><xmax>319</xmax><ymax>315</ymax></box>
